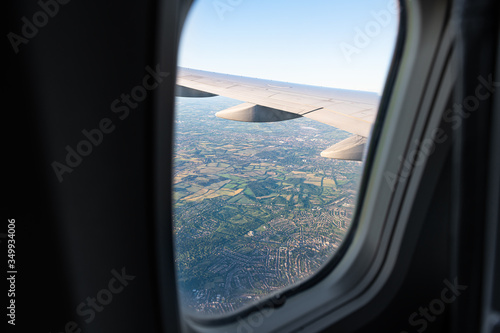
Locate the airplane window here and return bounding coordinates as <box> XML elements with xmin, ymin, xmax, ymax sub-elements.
<box><xmin>174</xmin><ymin>0</ymin><xmax>399</xmax><ymax>316</ymax></box>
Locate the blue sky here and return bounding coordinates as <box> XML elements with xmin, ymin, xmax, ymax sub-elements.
<box><xmin>178</xmin><ymin>0</ymin><xmax>399</xmax><ymax>93</ymax></box>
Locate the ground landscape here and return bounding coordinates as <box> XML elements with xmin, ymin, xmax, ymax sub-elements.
<box><xmin>174</xmin><ymin>96</ymin><xmax>363</xmax><ymax>315</ymax></box>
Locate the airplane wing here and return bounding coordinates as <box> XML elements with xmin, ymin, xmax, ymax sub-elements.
<box><xmin>176</xmin><ymin>67</ymin><xmax>380</xmax><ymax>161</ymax></box>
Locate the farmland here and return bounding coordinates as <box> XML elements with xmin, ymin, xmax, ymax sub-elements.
<box><xmin>174</xmin><ymin>96</ymin><xmax>363</xmax><ymax>315</ymax></box>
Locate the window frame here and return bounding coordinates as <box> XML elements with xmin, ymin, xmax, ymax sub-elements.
<box><xmin>164</xmin><ymin>0</ymin><xmax>456</xmax><ymax>331</ymax></box>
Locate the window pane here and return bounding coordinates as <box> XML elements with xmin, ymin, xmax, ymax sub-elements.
<box><xmin>174</xmin><ymin>0</ymin><xmax>399</xmax><ymax>316</ymax></box>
